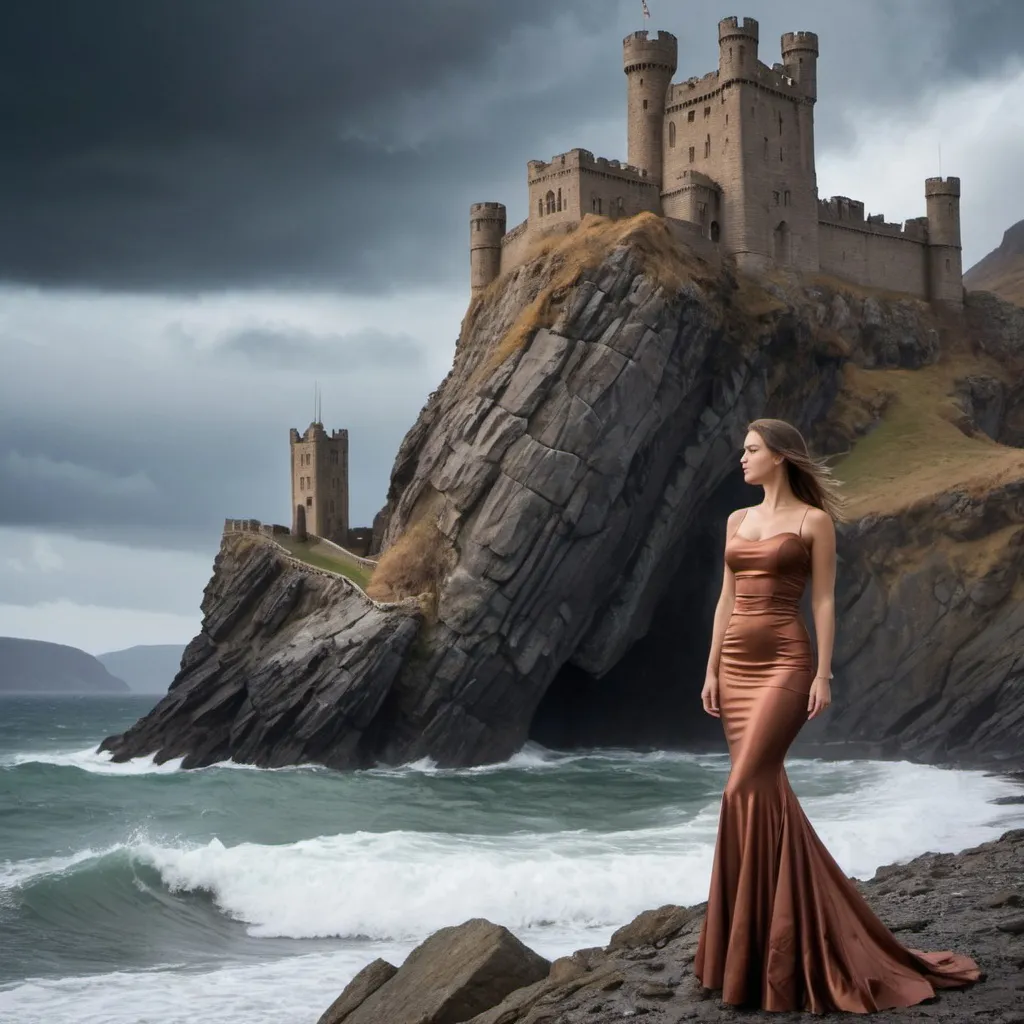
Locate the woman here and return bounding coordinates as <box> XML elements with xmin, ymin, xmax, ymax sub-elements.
<box><xmin>693</xmin><ymin>418</ymin><xmax>981</xmax><ymax>1013</ymax></box>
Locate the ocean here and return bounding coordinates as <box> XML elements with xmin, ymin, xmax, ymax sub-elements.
<box><xmin>1</xmin><ymin>695</ymin><xmax>1022</xmax><ymax>1024</ymax></box>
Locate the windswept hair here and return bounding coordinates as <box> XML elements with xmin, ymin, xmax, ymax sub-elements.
<box><xmin>747</xmin><ymin>418</ymin><xmax>848</xmax><ymax>523</ymax></box>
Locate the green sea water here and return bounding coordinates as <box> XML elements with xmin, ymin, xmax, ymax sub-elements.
<box><xmin>1</xmin><ymin>695</ymin><xmax>1021</xmax><ymax>1024</ymax></box>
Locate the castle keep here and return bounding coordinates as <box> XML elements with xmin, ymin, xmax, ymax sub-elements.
<box><xmin>289</xmin><ymin>421</ymin><xmax>349</xmax><ymax>544</ymax></box>
<box><xmin>471</xmin><ymin>17</ymin><xmax>963</xmax><ymax>306</ymax></box>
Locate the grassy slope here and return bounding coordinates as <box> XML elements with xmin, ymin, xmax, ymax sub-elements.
<box><xmin>834</xmin><ymin>355</ymin><xmax>1024</xmax><ymax>519</ymax></box>
<box><xmin>275</xmin><ymin>535</ymin><xmax>374</xmax><ymax>590</ymax></box>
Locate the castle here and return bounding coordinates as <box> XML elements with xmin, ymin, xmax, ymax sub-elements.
<box><xmin>470</xmin><ymin>16</ymin><xmax>964</xmax><ymax>306</ymax></box>
<box><xmin>289</xmin><ymin>421</ymin><xmax>350</xmax><ymax>543</ymax></box>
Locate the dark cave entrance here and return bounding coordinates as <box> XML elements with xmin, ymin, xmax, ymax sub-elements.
<box><xmin>529</xmin><ymin>470</ymin><xmax>754</xmax><ymax>754</ymax></box>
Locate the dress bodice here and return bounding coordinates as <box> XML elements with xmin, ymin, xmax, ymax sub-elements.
<box><xmin>725</xmin><ymin>531</ymin><xmax>810</xmax><ymax>617</ymax></box>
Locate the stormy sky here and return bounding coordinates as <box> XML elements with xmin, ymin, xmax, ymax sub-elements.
<box><xmin>1</xmin><ymin>0</ymin><xmax>1022</xmax><ymax>654</ymax></box>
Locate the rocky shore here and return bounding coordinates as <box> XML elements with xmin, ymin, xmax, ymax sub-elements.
<box><xmin>318</xmin><ymin>820</ymin><xmax>1024</xmax><ymax>1024</ymax></box>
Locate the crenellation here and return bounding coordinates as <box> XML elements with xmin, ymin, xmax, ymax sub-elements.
<box><xmin>468</xmin><ymin>15</ymin><xmax>963</xmax><ymax>307</ymax></box>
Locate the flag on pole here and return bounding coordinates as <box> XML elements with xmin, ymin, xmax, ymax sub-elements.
<box><xmin>641</xmin><ymin>0</ymin><xmax>651</xmax><ymax>19</ymax></box>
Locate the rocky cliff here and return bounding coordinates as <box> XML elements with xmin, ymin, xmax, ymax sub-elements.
<box><xmin>965</xmin><ymin>219</ymin><xmax>1024</xmax><ymax>307</ymax></box>
<box><xmin>101</xmin><ymin>214</ymin><xmax>1024</xmax><ymax>771</ymax></box>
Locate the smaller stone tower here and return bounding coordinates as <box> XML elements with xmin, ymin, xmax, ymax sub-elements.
<box><xmin>925</xmin><ymin>176</ymin><xmax>963</xmax><ymax>306</ymax></box>
<box><xmin>781</xmin><ymin>30</ymin><xmax>819</xmax><ymax>101</ymax></box>
<box><xmin>718</xmin><ymin>16</ymin><xmax>759</xmax><ymax>81</ymax></box>
<box><xmin>470</xmin><ymin>202</ymin><xmax>506</xmax><ymax>293</ymax></box>
<box><xmin>622</xmin><ymin>30</ymin><xmax>677</xmax><ymax>185</ymax></box>
<box><xmin>289</xmin><ymin>422</ymin><xmax>349</xmax><ymax>544</ymax></box>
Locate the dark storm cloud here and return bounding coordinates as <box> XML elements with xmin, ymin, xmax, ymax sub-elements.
<box><xmin>215</xmin><ymin>326</ymin><xmax>425</xmax><ymax>370</ymax></box>
<box><xmin>1</xmin><ymin>0</ymin><xmax>1021</xmax><ymax>294</ymax></box>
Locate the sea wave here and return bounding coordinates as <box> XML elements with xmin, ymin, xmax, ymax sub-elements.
<box><xmin>3</xmin><ymin>759</ymin><xmax>1020</xmax><ymax>946</ymax></box>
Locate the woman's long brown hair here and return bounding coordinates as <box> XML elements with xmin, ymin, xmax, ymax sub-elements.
<box><xmin>747</xmin><ymin>418</ymin><xmax>847</xmax><ymax>522</ymax></box>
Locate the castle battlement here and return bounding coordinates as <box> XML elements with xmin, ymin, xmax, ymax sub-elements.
<box><xmin>818</xmin><ymin>198</ymin><xmax>930</xmax><ymax>242</ymax></box>
<box><xmin>469</xmin><ymin>16</ymin><xmax>963</xmax><ymax>307</ymax></box>
<box><xmin>781</xmin><ymin>30</ymin><xmax>820</xmax><ymax>53</ymax></box>
<box><xmin>529</xmin><ymin>149</ymin><xmax>651</xmax><ymax>183</ymax></box>
<box><xmin>718</xmin><ymin>16</ymin><xmax>759</xmax><ymax>41</ymax></box>
<box><xmin>925</xmin><ymin>176</ymin><xmax>962</xmax><ymax>197</ymax></box>
<box><xmin>622</xmin><ymin>29</ymin><xmax>678</xmax><ymax>74</ymax></box>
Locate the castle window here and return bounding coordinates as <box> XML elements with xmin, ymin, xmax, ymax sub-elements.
<box><xmin>592</xmin><ymin>196</ymin><xmax>603</xmax><ymax>214</ymax></box>
<box><xmin>300</xmin><ymin>478</ymin><xmax>305</xmax><ymax>491</ymax></box>
<box><xmin>538</xmin><ymin>198</ymin><xmax>543</xmax><ymax>217</ymax></box>
<box><xmin>689</xmin><ymin>146</ymin><xmax>695</xmax><ymax>163</ymax></box>
<box><xmin>687</xmin><ymin>110</ymin><xmax>695</xmax><ymax>123</ymax></box>
<box><xmin>773</xmin><ymin>190</ymin><xmax>780</xmax><ymax>206</ymax></box>
<box><xmin>643</xmin><ymin>99</ymin><xmax>648</xmax><ymax>110</ymax></box>
<box><xmin>704</xmin><ymin>106</ymin><xmax>711</xmax><ymax>118</ymax></box>
<box><xmin>306</xmin><ymin>497</ymin><xmax>312</xmax><ymax>509</ymax></box>
<box><xmin>779</xmin><ymin>113</ymin><xmax>784</xmax><ymax>136</ymax></box>
<box><xmin>710</xmin><ymin>221</ymin><xmax>721</xmax><ymax>242</ymax></box>
<box><xmin>780</xmin><ymin>146</ymin><xmax>784</xmax><ymax>161</ymax></box>
<box><xmin>764</xmin><ymin>137</ymin><xmax>769</xmax><ymax>160</ymax></box>
<box><xmin>557</xmin><ymin>187</ymin><xmax>562</xmax><ymax>211</ymax></box>
<box><xmin>739</xmin><ymin>45</ymin><xmax>746</xmax><ymax>64</ymax></box>
<box><xmin>545</xmin><ymin>190</ymin><xmax>556</xmax><ymax>214</ymax></box>
<box><xmin>725</xmin><ymin>114</ymin><xmax>729</xmax><ymax>125</ymax></box>
<box><xmin>704</xmin><ymin>134</ymin><xmax>711</xmax><ymax>158</ymax></box>
<box><xmin>669</xmin><ymin>121</ymin><xmax>676</xmax><ymax>147</ymax></box>
<box><xmin>784</xmin><ymin>190</ymin><xmax>791</xmax><ymax>206</ymax></box>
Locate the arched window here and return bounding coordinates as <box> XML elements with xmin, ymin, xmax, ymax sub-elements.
<box><xmin>772</xmin><ymin>221</ymin><xmax>791</xmax><ymax>264</ymax></box>
<box><xmin>668</xmin><ymin>121</ymin><xmax>676</xmax><ymax>147</ymax></box>
<box><xmin>710</xmin><ymin>221</ymin><xmax>721</xmax><ymax>243</ymax></box>
<box><xmin>545</xmin><ymin>190</ymin><xmax>556</xmax><ymax>215</ymax></box>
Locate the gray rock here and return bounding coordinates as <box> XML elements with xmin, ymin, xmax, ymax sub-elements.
<box><xmin>332</xmin><ymin>918</ymin><xmax>550</xmax><ymax>1024</ymax></box>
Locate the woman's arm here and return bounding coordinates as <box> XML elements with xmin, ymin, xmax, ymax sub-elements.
<box><xmin>806</xmin><ymin>508</ymin><xmax>837</xmax><ymax>718</ymax></box>
<box><xmin>704</xmin><ymin>508</ymin><xmax>742</xmax><ymax>678</ymax></box>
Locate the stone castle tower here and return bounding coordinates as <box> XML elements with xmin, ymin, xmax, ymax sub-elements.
<box><xmin>289</xmin><ymin>422</ymin><xmax>349</xmax><ymax>544</ymax></box>
<box><xmin>471</xmin><ymin>16</ymin><xmax>963</xmax><ymax>307</ymax></box>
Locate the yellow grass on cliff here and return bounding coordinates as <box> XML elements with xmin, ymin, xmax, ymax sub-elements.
<box><xmin>365</xmin><ymin>517</ymin><xmax>447</xmax><ymax>613</ymax></box>
<box><xmin>835</xmin><ymin>355</ymin><xmax>1024</xmax><ymax>519</ymax></box>
<box><xmin>471</xmin><ymin>213</ymin><xmax>716</xmax><ymax>386</ymax></box>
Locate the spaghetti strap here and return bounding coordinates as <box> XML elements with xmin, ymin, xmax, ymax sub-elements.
<box><xmin>797</xmin><ymin>505</ymin><xmax>810</xmax><ymax>542</ymax></box>
<box><xmin>730</xmin><ymin>508</ymin><xmax>749</xmax><ymax>539</ymax></box>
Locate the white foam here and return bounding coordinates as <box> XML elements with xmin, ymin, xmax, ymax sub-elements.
<box><xmin>118</xmin><ymin>760</ymin><xmax>1023</xmax><ymax>944</ymax></box>
<box><xmin>0</xmin><ymin>845</ymin><xmax>123</xmax><ymax>890</ymax></box>
<box><xmin>367</xmin><ymin>741</ymin><xmax>709</xmax><ymax>777</ymax></box>
<box><xmin>1</xmin><ymin>747</ymin><xmax>185</xmax><ymax>775</ymax></box>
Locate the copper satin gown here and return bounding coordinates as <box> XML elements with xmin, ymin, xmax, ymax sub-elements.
<box><xmin>693</xmin><ymin>508</ymin><xmax>981</xmax><ymax>1013</ymax></box>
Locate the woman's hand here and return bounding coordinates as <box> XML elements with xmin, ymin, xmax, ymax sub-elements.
<box><xmin>701</xmin><ymin>672</ymin><xmax>721</xmax><ymax>718</ymax></box>
<box><xmin>807</xmin><ymin>677</ymin><xmax>832</xmax><ymax>720</ymax></box>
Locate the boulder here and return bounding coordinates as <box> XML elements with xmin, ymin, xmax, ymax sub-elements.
<box><xmin>323</xmin><ymin>918</ymin><xmax>550</xmax><ymax>1024</ymax></box>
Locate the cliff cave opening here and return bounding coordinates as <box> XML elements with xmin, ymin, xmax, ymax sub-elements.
<box><xmin>529</xmin><ymin>471</ymin><xmax>754</xmax><ymax>755</ymax></box>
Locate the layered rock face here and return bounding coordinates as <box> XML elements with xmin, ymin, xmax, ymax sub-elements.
<box><xmin>102</xmin><ymin>216</ymin><xmax>1024</xmax><ymax>771</ymax></box>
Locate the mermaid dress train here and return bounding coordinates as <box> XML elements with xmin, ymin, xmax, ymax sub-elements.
<box><xmin>693</xmin><ymin>510</ymin><xmax>981</xmax><ymax>1013</ymax></box>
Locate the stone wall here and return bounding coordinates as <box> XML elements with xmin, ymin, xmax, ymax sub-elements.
<box><xmin>818</xmin><ymin>221</ymin><xmax>929</xmax><ymax>298</ymax></box>
<box><xmin>223</xmin><ymin>518</ymin><xmax>289</xmax><ymax>538</ymax></box>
